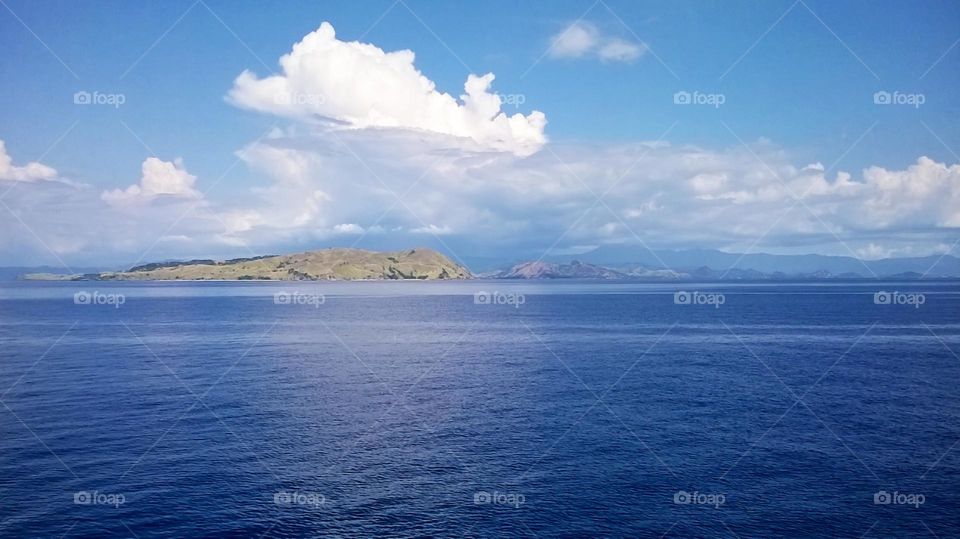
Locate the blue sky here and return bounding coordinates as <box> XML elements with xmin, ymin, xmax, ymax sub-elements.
<box><xmin>1</xmin><ymin>0</ymin><xmax>958</xmax><ymax>267</ymax></box>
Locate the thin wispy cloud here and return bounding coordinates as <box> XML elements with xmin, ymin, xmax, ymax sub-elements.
<box><xmin>548</xmin><ymin>21</ymin><xmax>645</xmax><ymax>63</ymax></box>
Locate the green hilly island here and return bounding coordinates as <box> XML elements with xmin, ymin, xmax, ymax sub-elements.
<box><xmin>23</xmin><ymin>248</ymin><xmax>471</xmax><ymax>281</ymax></box>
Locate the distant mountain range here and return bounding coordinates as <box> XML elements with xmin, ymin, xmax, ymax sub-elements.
<box><xmin>6</xmin><ymin>245</ymin><xmax>959</xmax><ymax>281</ymax></box>
<box><xmin>566</xmin><ymin>246</ymin><xmax>960</xmax><ymax>277</ymax></box>
<box><xmin>483</xmin><ymin>246</ymin><xmax>960</xmax><ymax>280</ymax></box>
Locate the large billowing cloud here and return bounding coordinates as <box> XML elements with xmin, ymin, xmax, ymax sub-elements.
<box><xmin>228</xmin><ymin>22</ymin><xmax>547</xmax><ymax>156</ymax></box>
<box><xmin>0</xmin><ymin>139</ymin><xmax>57</xmax><ymax>182</ymax></box>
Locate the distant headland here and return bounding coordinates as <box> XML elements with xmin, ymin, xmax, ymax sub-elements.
<box><xmin>21</xmin><ymin>248</ymin><xmax>471</xmax><ymax>281</ymax></box>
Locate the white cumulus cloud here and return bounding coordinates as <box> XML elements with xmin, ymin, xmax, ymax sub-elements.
<box><xmin>0</xmin><ymin>139</ymin><xmax>58</xmax><ymax>182</ymax></box>
<box><xmin>548</xmin><ymin>21</ymin><xmax>599</xmax><ymax>58</ymax></box>
<box><xmin>227</xmin><ymin>22</ymin><xmax>547</xmax><ymax>156</ymax></box>
<box><xmin>598</xmin><ymin>38</ymin><xmax>645</xmax><ymax>63</ymax></box>
<box><xmin>548</xmin><ymin>22</ymin><xmax>645</xmax><ymax>63</ymax></box>
<box><xmin>101</xmin><ymin>157</ymin><xmax>202</xmax><ymax>207</ymax></box>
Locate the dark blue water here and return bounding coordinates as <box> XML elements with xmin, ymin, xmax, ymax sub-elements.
<box><xmin>1</xmin><ymin>281</ymin><xmax>958</xmax><ymax>538</ymax></box>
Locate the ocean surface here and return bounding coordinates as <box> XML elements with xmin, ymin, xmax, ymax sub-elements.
<box><xmin>1</xmin><ymin>280</ymin><xmax>958</xmax><ymax>538</ymax></box>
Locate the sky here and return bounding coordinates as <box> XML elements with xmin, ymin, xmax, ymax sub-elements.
<box><xmin>0</xmin><ymin>0</ymin><xmax>958</xmax><ymax>268</ymax></box>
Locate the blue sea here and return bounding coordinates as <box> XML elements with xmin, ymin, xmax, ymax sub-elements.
<box><xmin>1</xmin><ymin>280</ymin><xmax>958</xmax><ymax>538</ymax></box>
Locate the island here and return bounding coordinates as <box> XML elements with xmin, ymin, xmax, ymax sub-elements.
<box><xmin>22</xmin><ymin>248</ymin><xmax>471</xmax><ymax>281</ymax></box>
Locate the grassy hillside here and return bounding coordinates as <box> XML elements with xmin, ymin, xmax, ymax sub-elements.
<box><xmin>24</xmin><ymin>248</ymin><xmax>471</xmax><ymax>281</ymax></box>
